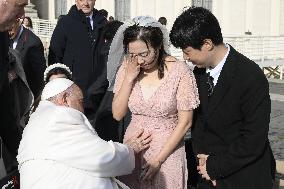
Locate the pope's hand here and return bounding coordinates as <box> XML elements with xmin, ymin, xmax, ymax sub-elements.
<box><xmin>124</xmin><ymin>129</ymin><xmax>152</xmax><ymax>153</ymax></box>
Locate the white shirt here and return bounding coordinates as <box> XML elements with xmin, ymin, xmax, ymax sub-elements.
<box><xmin>86</xmin><ymin>12</ymin><xmax>94</xmax><ymax>30</ymax></box>
<box><xmin>206</xmin><ymin>44</ymin><xmax>230</xmax><ymax>86</ymax></box>
<box><xmin>12</xmin><ymin>25</ymin><xmax>24</xmax><ymax>49</ymax></box>
<box><xmin>17</xmin><ymin>101</ymin><xmax>134</xmax><ymax>189</ymax></box>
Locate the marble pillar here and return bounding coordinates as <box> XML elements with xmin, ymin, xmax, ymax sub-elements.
<box><xmin>115</xmin><ymin>0</ymin><xmax>131</xmax><ymax>21</ymax></box>
<box><xmin>25</xmin><ymin>0</ymin><xmax>39</xmax><ymax>18</ymax></box>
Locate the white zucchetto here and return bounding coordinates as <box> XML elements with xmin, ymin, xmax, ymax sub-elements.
<box><xmin>41</xmin><ymin>78</ymin><xmax>74</xmax><ymax>100</ymax></box>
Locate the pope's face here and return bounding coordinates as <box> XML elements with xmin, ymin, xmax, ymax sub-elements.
<box><xmin>75</xmin><ymin>0</ymin><xmax>96</xmax><ymax>16</ymax></box>
<box><xmin>66</xmin><ymin>85</ymin><xmax>84</xmax><ymax>113</ymax></box>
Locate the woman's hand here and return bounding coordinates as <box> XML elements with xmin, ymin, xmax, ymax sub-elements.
<box><xmin>124</xmin><ymin>56</ymin><xmax>141</xmax><ymax>83</ymax></box>
<box><xmin>141</xmin><ymin>158</ymin><xmax>162</xmax><ymax>181</ymax></box>
<box><xmin>124</xmin><ymin>129</ymin><xmax>152</xmax><ymax>153</ymax></box>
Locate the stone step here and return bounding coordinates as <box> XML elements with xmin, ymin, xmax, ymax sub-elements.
<box><xmin>24</xmin><ymin>2</ymin><xmax>38</xmax><ymax>18</ymax></box>
<box><xmin>277</xmin><ymin>160</ymin><xmax>284</xmax><ymax>175</ymax></box>
<box><xmin>280</xmin><ymin>179</ymin><xmax>284</xmax><ymax>187</ymax></box>
<box><xmin>276</xmin><ymin>160</ymin><xmax>284</xmax><ymax>188</ymax></box>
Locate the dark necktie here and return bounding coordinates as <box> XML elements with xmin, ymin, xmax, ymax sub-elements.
<box><xmin>86</xmin><ymin>17</ymin><xmax>96</xmax><ymax>46</ymax></box>
<box><xmin>9</xmin><ymin>38</ymin><xmax>14</xmax><ymax>49</ymax></box>
<box><xmin>206</xmin><ymin>72</ymin><xmax>214</xmax><ymax>97</ymax></box>
<box><xmin>86</xmin><ymin>17</ymin><xmax>92</xmax><ymax>31</ymax></box>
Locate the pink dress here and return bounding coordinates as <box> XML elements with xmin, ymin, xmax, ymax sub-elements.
<box><xmin>114</xmin><ymin>60</ymin><xmax>200</xmax><ymax>189</ymax></box>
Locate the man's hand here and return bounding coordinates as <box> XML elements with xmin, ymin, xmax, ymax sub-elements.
<box><xmin>8</xmin><ymin>70</ymin><xmax>18</xmax><ymax>83</ymax></box>
<box><xmin>197</xmin><ymin>154</ymin><xmax>216</xmax><ymax>187</ymax></box>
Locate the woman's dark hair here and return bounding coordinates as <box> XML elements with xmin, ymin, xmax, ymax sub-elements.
<box><xmin>123</xmin><ymin>24</ymin><xmax>167</xmax><ymax>79</ymax></box>
<box><xmin>170</xmin><ymin>6</ymin><xmax>223</xmax><ymax>50</ymax></box>
<box><xmin>45</xmin><ymin>67</ymin><xmax>72</xmax><ymax>83</ymax></box>
<box><xmin>24</xmin><ymin>16</ymin><xmax>33</xmax><ymax>29</ymax></box>
<box><xmin>98</xmin><ymin>9</ymin><xmax>108</xmax><ymax>18</ymax></box>
<box><xmin>108</xmin><ymin>16</ymin><xmax>114</xmax><ymax>22</ymax></box>
<box><xmin>103</xmin><ymin>20</ymin><xmax>123</xmax><ymax>41</ymax></box>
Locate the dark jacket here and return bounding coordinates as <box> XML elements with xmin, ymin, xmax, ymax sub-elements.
<box><xmin>0</xmin><ymin>32</ymin><xmax>22</xmax><ymax>158</ymax></box>
<box><xmin>192</xmin><ymin>46</ymin><xmax>275</xmax><ymax>189</ymax></box>
<box><xmin>89</xmin><ymin>40</ymin><xmax>128</xmax><ymax>142</ymax></box>
<box><xmin>15</xmin><ymin>27</ymin><xmax>46</xmax><ymax>99</ymax></box>
<box><xmin>48</xmin><ymin>5</ymin><xmax>107</xmax><ymax>111</ymax></box>
<box><xmin>8</xmin><ymin>48</ymin><xmax>33</xmax><ymax>128</ymax></box>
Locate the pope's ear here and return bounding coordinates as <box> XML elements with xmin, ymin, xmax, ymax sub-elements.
<box><xmin>62</xmin><ymin>92</ymin><xmax>69</xmax><ymax>105</ymax></box>
<box><xmin>57</xmin><ymin>92</ymin><xmax>68</xmax><ymax>106</ymax></box>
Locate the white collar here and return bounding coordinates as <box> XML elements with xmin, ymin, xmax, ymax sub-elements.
<box><xmin>13</xmin><ymin>25</ymin><xmax>24</xmax><ymax>42</ymax></box>
<box><xmin>86</xmin><ymin>12</ymin><xmax>94</xmax><ymax>30</ymax></box>
<box><xmin>86</xmin><ymin>12</ymin><xmax>93</xmax><ymax>20</ymax></box>
<box><xmin>206</xmin><ymin>43</ymin><xmax>230</xmax><ymax>85</ymax></box>
<box><xmin>11</xmin><ymin>25</ymin><xmax>24</xmax><ymax>49</ymax></box>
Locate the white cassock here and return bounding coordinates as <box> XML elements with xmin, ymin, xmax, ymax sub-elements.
<box><xmin>17</xmin><ymin>100</ymin><xmax>134</xmax><ymax>189</ymax></box>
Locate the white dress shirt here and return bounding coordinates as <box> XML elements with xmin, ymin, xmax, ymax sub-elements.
<box><xmin>11</xmin><ymin>25</ymin><xmax>24</xmax><ymax>49</ymax></box>
<box><xmin>206</xmin><ymin>43</ymin><xmax>230</xmax><ymax>86</ymax></box>
<box><xmin>86</xmin><ymin>13</ymin><xmax>94</xmax><ymax>30</ymax></box>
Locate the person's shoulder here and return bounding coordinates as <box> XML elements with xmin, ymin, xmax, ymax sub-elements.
<box><xmin>54</xmin><ymin>13</ymin><xmax>75</xmax><ymax>30</ymax></box>
<box><xmin>25</xmin><ymin>28</ymin><xmax>42</xmax><ymax>43</ymax></box>
<box><xmin>230</xmin><ymin>47</ymin><xmax>267</xmax><ymax>83</ymax></box>
<box><xmin>53</xmin><ymin>105</ymin><xmax>85</xmax><ymax>124</ymax></box>
<box><xmin>94</xmin><ymin>10</ymin><xmax>108</xmax><ymax>27</ymax></box>
<box><xmin>164</xmin><ymin>55</ymin><xmax>177</xmax><ymax>63</ymax></box>
<box><xmin>60</xmin><ymin>14</ymin><xmax>73</xmax><ymax>23</ymax></box>
<box><xmin>28</xmin><ymin>101</ymin><xmax>56</xmax><ymax>125</ymax></box>
<box><xmin>30</xmin><ymin>103</ymin><xmax>85</xmax><ymax>129</ymax></box>
<box><xmin>234</xmin><ymin>49</ymin><xmax>264</xmax><ymax>76</ymax></box>
<box><xmin>166</xmin><ymin>55</ymin><xmax>190</xmax><ymax>70</ymax></box>
<box><xmin>164</xmin><ymin>55</ymin><xmax>192</xmax><ymax>78</ymax></box>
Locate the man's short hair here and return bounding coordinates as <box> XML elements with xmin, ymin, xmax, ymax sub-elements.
<box><xmin>158</xmin><ymin>17</ymin><xmax>167</xmax><ymax>26</ymax></box>
<box><xmin>170</xmin><ymin>6</ymin><xmax>223</xmax><ymax>50</ymax></box>
<box><xmin>103</xmin><ymin>20</ymin><xmax>123</xmax><ymax>41</ymax></box>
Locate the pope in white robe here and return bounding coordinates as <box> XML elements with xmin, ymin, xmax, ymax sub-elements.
<box><xmin>17</xmin><ymin>78</ymin><xmax>150</xmax><ymax>189</ymax></box>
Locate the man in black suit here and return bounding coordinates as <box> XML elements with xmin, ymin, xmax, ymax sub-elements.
<box><xmin>48</xmin><ymin>0</ymin><xmax>108</xmax><ymax>119</ymax></box>
<box><xmin>0</xmin><ymin>0</ymin><xmax>28</xmax><ymax>174</ymax></box>
<box><xmin>170</xmin><ymin>7</ymin><xmax>275</xmax><ymax>189</ymax></box>
<box><xmin>9</xmin><ymin>18</ymin><xmax>46</xmax><ymax>99</ymax></box>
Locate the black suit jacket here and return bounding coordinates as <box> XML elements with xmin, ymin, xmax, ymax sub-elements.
<box><xmin>48</xmin><ymin>5</ymin><xmax>107</xmax><ymax>111</ymax></box>
<box><xmin>15</xmin><ymin>27</ymin><xmax>46</xmax><ymax>99</ymax></box>
<box><xmin>192</xmin><ymin>45</ymin><xmax>275</xmax><ymax>189</ymax></box>
<box><xmin>0</xmin><ymin>32</ymin><xmax>22</xmax><ymax>157</ymax></box>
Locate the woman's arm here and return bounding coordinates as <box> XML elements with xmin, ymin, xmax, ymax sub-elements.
<box><xmin>112</xmin><ymin>57</ymin><xmax>140</xmax><ymax>120</ymax></box>
<box><xmin>112</xmin><ymin>77</ymin><xmax>134</xmax><ymax>121</ymax></box>
<box><xmin>157</xmin><ymin>110</ymin><xmax>192</xmax><ymax>162</ymax></box>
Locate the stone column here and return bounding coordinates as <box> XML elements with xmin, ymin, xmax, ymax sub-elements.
<box><xmin>115</xmin><ymin>0</ymin><xmax>131</xmax><ymax>21</ymax></box>
<box><xmin>25</xmin><ymin>0</ymin><xmax>39</xmax><ymax>18</ymax></box>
